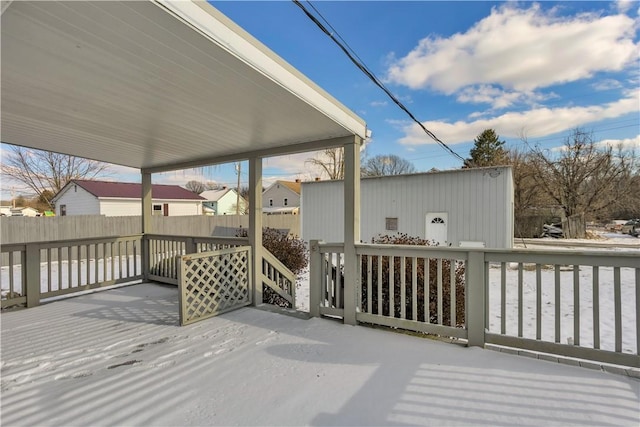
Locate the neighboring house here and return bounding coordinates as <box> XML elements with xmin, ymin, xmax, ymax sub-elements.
<box><xmin>52</xmin><ymin>180</ymin><xmax>204</xmax><ymax>217</ymax></box>
<box><xmin>200</xmin><ymin>188</ymin><xmax>247</xmax><ymax>215</ymax></box>
<box><xmin>302</xmin><ymin>166</ymin><xmax>514</xmax><ymax>249</ymax></box>
<box><xmin>262</xmin><ymin>180</ymin><xmax>301</xmax><ymax>215</ymax></box>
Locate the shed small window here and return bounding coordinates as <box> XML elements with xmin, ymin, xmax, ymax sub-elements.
<box><xmin>153</xmin><ymin>204</ymin><xmax>162</xmax><ymax>215</ymax></box>
<box><xmin>283</xmin><ymin>198</ymin><xmax>288</xmax><ymax>206</ymax></box>
<box><xmin>269</xmin><ymin>199</ymin><xmax>273</xmax><ymax>207</ymax></box>
<box><xmin>385</xmin><ymin>217</ymin><xmax>398</xmax><ymax>231</ymax></box>
<box><xmin>60</xmin><ymin>205</ymin><xmax>67</xmax><ymax>216</ymax></box>
<box><xmin>431</xmin><ymin>217</ymin><xmax>445</xmax><ymax>224</ymax></box>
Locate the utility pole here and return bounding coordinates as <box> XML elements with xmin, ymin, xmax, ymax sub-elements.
<box><xmin>235</xmin><ymin>162</ymin><xmax>241</xmax><ymax>218</ymax></box>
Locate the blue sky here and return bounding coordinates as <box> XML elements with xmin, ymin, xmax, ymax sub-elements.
<box><xmin>2</xmin><ymin>1</ymin><xmax>639</xmax><ymax>198</ymax></box>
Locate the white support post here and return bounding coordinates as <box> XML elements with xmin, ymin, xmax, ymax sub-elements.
<box><xmin>343</xmin><ymin>136</ymin><xmax>361</xmax><ymax>325</ymax></box>
<box><xmin>309</xmin><ymin>239</ymin><xmax>323</xmax><ymax>317</ymax></box>
<box><xmin>141</xmin><ymin>171</ymin><xmax>152</xmax><ymax>280</ymax></box>
<box><xmin>249</xmin><ymin>157</ymin><xmax>263</xmax><ymax>306</ymax></box>
<box><xmin>466</xmin><ymin>250</ymin><xmax>486</xmax><ymax>347</ymax></box>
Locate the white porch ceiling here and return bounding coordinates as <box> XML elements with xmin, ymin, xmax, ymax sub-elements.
<box><xmin>1</xmin><ymin>1</ymin><xmax>367</xmax><ymax>173</ymax></box>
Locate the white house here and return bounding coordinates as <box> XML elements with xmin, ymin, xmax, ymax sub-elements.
<box><xmin>200</xmin><ymin>188</ymin><xmax>247</xmax><ymax>215</ymax></box>
<box><xmin>262</xmin><ymin>180</ymin><xmax>301</xmax><ymax>215</ymax></box>
<box><xmin>302</xmin><ymin>167</ymin><xmax>514</xmax><ymax>249</ymax></box>
<box><xmin>52</xmin><ymin>180</ymin><xmax>204</xmax><ymax>217</ymax></box>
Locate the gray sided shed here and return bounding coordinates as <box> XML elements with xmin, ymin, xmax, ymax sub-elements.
<box><xmin>302</xmin><ymin>166</ymin><xmax>514</xmax><ymax>249</ymax></box>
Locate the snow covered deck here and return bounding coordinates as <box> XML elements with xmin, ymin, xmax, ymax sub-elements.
<box><xmin>1</xmin><ymin>283</ymin><xmax>638</xmax><ymax>426</ymax></box>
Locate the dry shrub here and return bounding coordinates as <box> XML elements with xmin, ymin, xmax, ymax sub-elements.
<box><xmin>237</xmin><ymin>227</ymin><xmax>308</xmax><ymax>307</ymax></box>
<box><xmin>361</xmin><ymin>233</ymin><xmax>465</xmax><ymax>326</ymax></box>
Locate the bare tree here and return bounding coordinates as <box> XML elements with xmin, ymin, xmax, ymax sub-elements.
<box><xmin>306</xmin><ymin>148</ymin><xmax>344</xmax><ymax>180</ymax></box>
<box><xmin>527</xmin><ymin>128</ymin><xmax>635</xmax><ymax>237</ymax></box>
<box><xmin>185</xmin><ymin>180</ymin><xmax>206</xmax><ymax>194</ymax></box>
<box><xmin>361</xmin><ymin>154</ymin><xmax>416</xmax><ymax>177</ymax></box>
<box><xmin>1</xmin><ymin>145</ymin><xmax>110</xmax><ymax>208</ymax></box>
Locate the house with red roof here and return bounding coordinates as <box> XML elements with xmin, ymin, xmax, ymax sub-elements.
<box><xmin>52</xmin><ymin>180</ymin><xmax>204</xmax><ymax>217</ymax></box>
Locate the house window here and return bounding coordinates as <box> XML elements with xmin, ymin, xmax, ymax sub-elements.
<box><xmin>60</xmin><ymin>205</ymin><xmax>67</xmax><ymax>216</ymax></box>
<box><xmin>153</xmin><ymin>204</ymin><xmax>162</xmax><ymax>215</ymax></box>
<box><xmin>283</xmin><ymin>198</ymin><xmax>288</xmax><ymax>206</ymax></box>
<box><xmin>385</xmin><ymin>217</ymin><xmax>398</xmax><ymax>231</ymax></box>
<box><xmin>269</xmin><ymin>199</ymin><xmax>273</xmax><ymax>207</ymax></box>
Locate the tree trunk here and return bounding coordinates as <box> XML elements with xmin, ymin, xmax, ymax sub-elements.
<box><xmin>561</xmin><ymin>214</ymin><xmax>586</xmax><ymax>239</ymax></box>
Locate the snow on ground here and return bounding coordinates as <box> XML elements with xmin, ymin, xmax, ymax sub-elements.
<box><xmin>1</xmin><ymin>283</ymin><xmax>638</xmax><ymax>426</ymax></box>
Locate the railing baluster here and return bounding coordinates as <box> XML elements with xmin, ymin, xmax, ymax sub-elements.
<box><xmin>450</xmin><ymin>259</ymin><xmax>456</xmax><ymax>327</ymax></box>
<box><xmin>111</xmin><ymin>242</ymin><xmax>116</xmax><ymax>281</ymax></box>
<box><xmin>47</xmin><ymin>248</ymin><xmax>52</xmax><ymax>293</ymax></box>
<box><xmin>484</xmin><ymin>260</ymin><xmax>489</xmax><ymax>331</ymax></box>
<box><xmin>68</xmin><ymin>246</ymin><xmax>73</xmax><ymax>289</ymax></box>
<box><xmin>377</xmin><ymin>255</ymin><xmax>382</xmax><ymax>316</ymax></box>
<box><xmin>412</xmin><ymin>257</ymin><xmax>417</xmax><ymax>321</ymax></box>
<box><xmin>367</xmin><ymin>255</ymin><xmax>372</xmax><ymax>314</ymax></box>
<box><xmin>327</xmin><ymin>253</ymin><xmax>334</xmax><ymax>308</ymax></box>
<box><xmin>573</xmin><ymin>265</ymin><xmax>580</xmax><ymax>346</ymax></box>
<box><xmin>500</xmin><ymin>261</ymin><xmax>506</xmax><ymax>334</ymax></box>
<box><xmin>85</xmin><ymin>244</ymin><xmax>90</xmax><ymax>284</ymax></box>
<box><xmin>592</xmin><ymin>266</ymin><xmax>600</xmax><ymax>349</ymax></box>
<box><xmin>614</xmin><ymin>267</ymin><xmax>621</xmax><ymax>353</ymax></box>
<box><xmin>555</xmin><ymin>265</ymin><xmax>561</xmax><ymax>343</ymax></box>
<box><xmin>336</xmin><ymin>253</ymin><xmax>342</xmax><ymax>309</ymax></box>
<box><xmin>437</xmin><ymin>258</ymin><xmax>443</xmax><ymax>325</ymax></box>
<box><xmin>517</xmin><ymin>262</ymin><xmax>523</xmax><ymax>337</ymax></box>
<box><xmin>77</xmin><ymin>245</ymin><xmax>81</xmax><ymax>288</ymax></box>
<box><xmin>8</xmin><ymin>251</ymin><xmax>14</xmax><ymax>295</ymax></box>
<box><xmin>389</xmin><ymin>256</ymin><xmax>395</xmax><ymax>317</ymax></box>
<box><xmin>103</xmin><ymin>242</ymin><xmax>108</xmax><ymax>281</ymax></box>
<box><xmin>400</xmin><ymin>256</ymin><xmax>406</xmax><ymax>319</ymax></box>
<box><xmin>536</xmin><ymin>264</ymin><xmax>542</xmax><ymax>340</ymax></box>
<box><xmin>320</xmin><ymin>252</ymin><xmax>326</xmax><ymax>307</ymax></box>
<box><xmin>58</xmin><ymin>247</ymin><xmax>63</xmax><ymax>289</ymax></box>
<box><xmin>425</xmin><ymin>258</ymin><xmax>430</xmax><ymax>324</ymax></box>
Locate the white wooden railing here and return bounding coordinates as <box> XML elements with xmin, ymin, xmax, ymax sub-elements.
<box><xmin>309</xmin><ymin>241</ymin><xmax>639</xmax><ymax>367</ymax></box>
<box><xmin>1</xmin><ymin>235</ymin><xmax>144</xmax><ymax>309</ymax></box>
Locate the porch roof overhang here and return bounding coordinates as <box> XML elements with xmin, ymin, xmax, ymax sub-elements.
<box><xmin>1</xmin><ymin>1</ymin><xmax>367</xmax><ymax>174</ymax></box>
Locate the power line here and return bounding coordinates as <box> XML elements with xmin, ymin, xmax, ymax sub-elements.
<box><xmin>292</xmin><ymin>0</ymin><xmax>466</xmax><ymax>164</ymax></box>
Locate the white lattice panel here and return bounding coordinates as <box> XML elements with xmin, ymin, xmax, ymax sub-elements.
<box><xmin>179</xmin><ymin>246</ymin><xmax>251</xmax><ymax>326</ymax></box>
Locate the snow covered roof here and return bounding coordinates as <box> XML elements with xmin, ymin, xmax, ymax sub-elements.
<box><xmin>200</xmin><ymin>188</ymin><xmax>235</xmax><ymax>202</ymax></box>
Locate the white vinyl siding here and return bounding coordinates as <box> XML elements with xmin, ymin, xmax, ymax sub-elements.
<box><xmin>54</xmin><ymin>186</ymin><xmax>100</xmax><ymax>216</ymax></box>
<box><xmin>262</xmin><ymin>184</ymin><xmax>300</xmax><ymax>208</ymax></box>
<box><xmin>100</xmin><ymin>199</ymin><xmax>202</xmax><ymax>217</ymax></box>
<box><xmin>301</xmin><ymin>167</ymin><xmax>514</xmax><ymax>249</ymax></box>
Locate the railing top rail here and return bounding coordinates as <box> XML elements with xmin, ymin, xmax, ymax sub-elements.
<box><xmin>485</xmin><ymin>249</ymin><xmax>640</xmax><ymax>268</ymax></box>
<box><xmin>262</xmin><ymin>248</ymin><xmax>296</xmax><ymax>284</ymax></box>
<box><xmin>145</xmin><ymin>234</ymin><xmax>249</xmax><ymax>243</ymax></box>
<box><xmin>355</xmin><ymin>243</ymin><xmax>470</xmax><ymax>260</ymax></box>
<box><xmin>182</xmin><ymin>245</ymin><xmax>251</xmax><ymax>261</ymax></box>
<box><xmin>1</xmin><ymin>234</ymin><xmax>143</xmax><ymax>250</ymax></box>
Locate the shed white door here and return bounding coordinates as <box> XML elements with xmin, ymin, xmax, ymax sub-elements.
<box><xmin>425</xmin><ymin>212</ymin><xmax>448</xmax><ymax>246</ymax></box>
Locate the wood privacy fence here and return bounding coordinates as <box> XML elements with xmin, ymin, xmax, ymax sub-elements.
<box><xmin>0</xmin><ymin>214</ymin><xmax>300</xmax><ymax>244</ymax></box>
<box><xmin>309</xmin><ymin>241</ymin><xmax>640</xmax><ymax>368</ymax></box>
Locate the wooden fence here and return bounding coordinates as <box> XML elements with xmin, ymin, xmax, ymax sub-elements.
<box><xmin>0</xmin><ymin>214</ymin><xmax>300</xmax><ymax>244</ymax></box>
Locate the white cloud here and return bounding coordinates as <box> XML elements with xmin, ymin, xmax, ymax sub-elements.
<box><xmin>398</xmin><ymin>90</ymin><xmax>639</xmax><ymax>145</ymax></box>
<box><xmin>370</xmin><ymin>100</ymin><xmax>388</xmax><ymax>107</ymax></box>
<box><xmin>596</xmin><ymin>134</ymin><xmax>640</xmax><ymax>150</ymax></box>
<box><xmin>386</xmin><ymin>3</ymin><xmax>638</xmax><ymax>93</ymax></box>
<box><xmin>591</xmin><ymin>79</ymin><xmax>623</xmax><ymax>91</ymax></box>
<box><xmin>615</xmin><ymin>0</ymin><xmax>633</xmax><ymax>14</ymax></box>
<box><xmin>456</xmin><ymin>85</ymin><xmax>557</xmax><ymax>109</ymax></box>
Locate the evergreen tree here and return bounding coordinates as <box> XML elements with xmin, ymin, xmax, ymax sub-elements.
<box><xmin>465</xmin><ymin>129</ymin><xmax>508</xmax><ymax>167</ymax></box>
